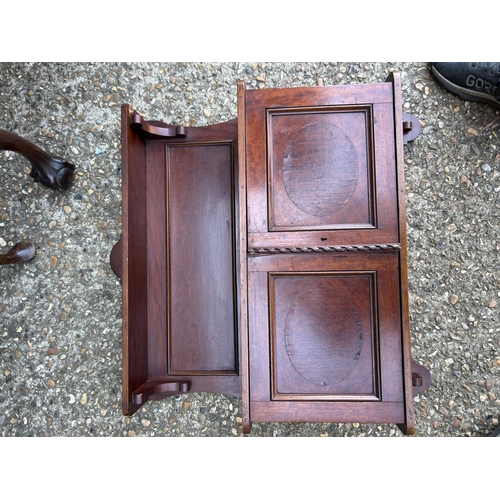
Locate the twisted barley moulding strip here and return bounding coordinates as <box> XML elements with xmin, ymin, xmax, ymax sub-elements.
<box><xmin>248</xmin><ymin>244</ymin><xmax>401</xmax><ymax>255</ymax></box>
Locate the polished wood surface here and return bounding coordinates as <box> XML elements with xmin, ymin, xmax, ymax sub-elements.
<box><xmin>247</xmin><ymin>252</ymin><xmax>406</xmax><ymax>425</ymax></box>
<box><xmin>244</xmin><ymin>82</ymin><xmax>399</xmax><ymax>250</ymax></box>
<box><xmin>0</xmin><ymin>129</ymin><xmax>75</xmax><ymax>190</ymax></box>
<box><xmin>243</xmin><ymin>74</ymin><xmax>424</xmax><ymax>434</ymax></box>
<box><xmin>116</xmin><ymin>105</ymin><xmax>241</xmax><ymax>415</ymax></box>
<box><xmin>167</xmin><ymin>143</ymin><xmax>237</xmax><ymax>374</ymax></box>
<box><xmin>114</xmin><ymin>73</ymin><xmax>430</xmax><ymax>433</ymax></box>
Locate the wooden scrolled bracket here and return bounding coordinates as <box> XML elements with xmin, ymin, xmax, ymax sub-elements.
<box><xmin>411</xmin><ymin>360</ymin><xmax>431</xmax><ymax>396</ymax></box>
<box><xmin>131</xmin><ymin>380</ymin><xmax>191</xmax><ymax>405</ymax></box>
<box><xmin>0</xmin><ymin>241</ymin><xmax>36</xmax><ymax>265</ymax></box>
<box><xmin>110</xmin><ymin>236</ymin><xmax>122</xmax><ymax>280</ymax></box>
<box><xmin>402</xmin><ymin>112</ymin><xmax>421</xmax><ymax>145</ymax></box>
<box><xmin>130</xmin><ymin>112</ymin><xmax>186</xmax><ymax>139</ymax></box>
<box><xmin>0</xmin><ymin>129</ymin><xmax>75</xmax><ymax>190</ymax></box>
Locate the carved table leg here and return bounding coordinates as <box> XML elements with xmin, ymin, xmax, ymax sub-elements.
<box><xmin>0</xmin><ymin>129</ymin><xmax>75</xmax><ymax>190</ymax></box>
<box><xmin>0</xmin><ymin>129</ymin><xmax>75</xmax><ymax>265</ymax></box>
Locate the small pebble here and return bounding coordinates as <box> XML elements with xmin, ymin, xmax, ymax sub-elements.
<box><xmin>418</xmin><ymin>67</ymin><xmax>431</xmax><ymax>79</ymax></box>
<box><xmin>450</xmin><ymin>295</ymin><xmax>459</xmax><ymax>305</ymax></box>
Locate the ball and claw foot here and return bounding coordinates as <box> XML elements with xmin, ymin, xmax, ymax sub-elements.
<box><xmin>0</xmin><ymin>241</ymin><xmax>36</xmax><ymax>265</ymax></box>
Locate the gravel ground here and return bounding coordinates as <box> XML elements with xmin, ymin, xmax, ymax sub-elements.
<box><xmin>0</xmin><ymin>62</ymin><xmax>499</xmax><ymax>438</ymax></box>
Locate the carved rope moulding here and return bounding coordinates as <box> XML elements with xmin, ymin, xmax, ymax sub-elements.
<box><xmin>248</xmin><ymin>244</ymin><xmax>401</xmax><ymax>255</ymax></box>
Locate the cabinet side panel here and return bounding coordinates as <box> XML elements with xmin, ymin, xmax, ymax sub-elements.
<box><xmin>121</xmin><ymin>104</ymin><xmax>148</xmax><ymax>415</ymax></box>
<box><xmin>167</xmin><ymin>143</ymin><xmax>238</xmax><ymax>374</ymax></box>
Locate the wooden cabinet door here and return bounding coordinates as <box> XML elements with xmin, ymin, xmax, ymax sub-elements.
<box><xmin>244</xmin><ymin>82</ymin><xmax>400</xmax><ymax>251</ymax></box>
<box><xmin>241</xmin><ymin>76</ymin><xmax>416</xmax><ymax>432</ymax></box>
<box><xmin>247</xmin><ymin>252</ymin><xmax>406</xmax><ymax>425</ymax></box>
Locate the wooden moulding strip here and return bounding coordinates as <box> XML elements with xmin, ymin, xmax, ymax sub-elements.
<box><xmin>120</xmin><ymin>103</ymin><xmax>148</xmax><ymax>416</ymax></box>
<box><xmin>120</xmin><ymin>103</ymin><xmax>132</xmax><ymax>415</ymax></box>
<box><xmin>237</xmin><ymin>81</ymin><xmax>251</xmax><ymax>434</ymax></box>
<box><xmin>386</xmin><ymin>72</ymin><xmax>415</xmax><ymax>435</ymax></box>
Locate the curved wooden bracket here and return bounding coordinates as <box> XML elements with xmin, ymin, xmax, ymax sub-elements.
<box><xmin>0</xmin><ymin>129</ymin><xmax>75</xmax><ymax>190</ymax></box>
<box><xmin>110</xmin><ymin>237</ymin><xmax>122</xmax><ymax>280</ymax></box>
<box><xmin>130</xmin><ymin>112</ymin><xmax>186</xmax><ymax>139</ymax></box>
<box><xmin>131</xmin><ymin>380</ymin><xmax>191</xmax><ymax>405</ymax></box>
<box><xmin>402</xmin><ymin>113</ymin><xmax>421</xmax><ymax>145</ymax></box>
<box><xmin>411</xmin><ymin>360</ymin><xmax>431</xmax><ymax>396</ymax></box>
<box><xmin>0</xmin><ymin>241</ymin><xmax>36</xmax><ymax>265</ymax></box>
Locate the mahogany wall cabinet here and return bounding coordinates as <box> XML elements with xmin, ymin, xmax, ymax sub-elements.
<box><xmin>111</xmin><ymin>72</ymin><xmax>430</xmax><ymax>435</ymax></box>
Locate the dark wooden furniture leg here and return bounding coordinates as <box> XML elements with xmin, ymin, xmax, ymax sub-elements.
<box><xmin>0</xmin><ymin>129</ymin><xmax>75</xmax><ymax>190</ymax></box>
<box><xmin>0</xmin><ymin>241</ymin><xmax>36</xmax><ymax>265</ymax></box>
<box><xmin>0</xmin><ymin>129</ymin><xmax>75</xmax><ymax>265</ymax></box>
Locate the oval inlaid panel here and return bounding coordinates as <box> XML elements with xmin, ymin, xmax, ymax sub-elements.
<box><xmin>282</xmin><ymin>121</ymin><xmax>359</xmax><ymax>217</ymax></box>
<box><xmin>284</xmin><ymin>283</ymin><xmax>363</xmax><ymax>386</ymax></box>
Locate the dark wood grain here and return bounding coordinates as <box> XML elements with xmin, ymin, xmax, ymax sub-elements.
<box><xmin>268</xmin><ymin>106</ymin><xmax>374</xmax><ymax>230</ymax></box>
<box><xmin>118</xmin><ymin>105</ymin><xmax>241</xmax><ymax>413</ymax></box>
<box><xmin>115</xmin><ymin>74</ymin><xmax>428</xmax><ymax>433</ymax></box>
<box><xmin>387</xmin><ymin>71</ymin><xmax>415</xmax><ymax>434</ymax></box>
<box><xmin>237</xmin><ymin>81</ymin><xmax>251</xmax><ymax>434</ymax></box>
<box><xmin>243</xmin><ymin>76</ymin><xmax>420</xmax><ymax>434</ymax></box>
<box><xmin>120</xmin><ymin>104</ymin><xmax>149</xmax><ymax>416</ymax></box>
<box><xmin>167</xmin><ymin>142</ymin><xmax>237</xmax><ymax>374</ymax></box>
<box><xmin>247</xmin><ymin>252</ymin><xmax>405</xmax><ymax>425</ymax></box>
<box><xmin>245</xmin><ymin>86</ymin><xmax>399</xmax><ymax>250</ymax></box>
<box><xmin>0</xmin><ymin>129</ymin><xmax>74</xmax><ymax>269</ymax></box>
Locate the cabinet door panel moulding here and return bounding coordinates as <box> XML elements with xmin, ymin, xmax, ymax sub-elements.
<box><xmin>111</xmin><ymin>72</ymin><xmax>430</xmax><ymax>435</ymax></box>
